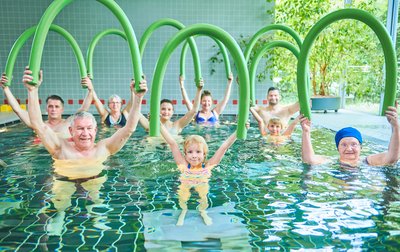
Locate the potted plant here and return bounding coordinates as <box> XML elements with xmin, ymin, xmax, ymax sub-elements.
<box><xmin>263</xmin><ymin>0</ymin><xmax>386</xmax><ymax>112</ymax></box>
<box><xmin>308</xmin><ymin>31</ymin><xmax>342</xmax><ymax>113</ymax></box>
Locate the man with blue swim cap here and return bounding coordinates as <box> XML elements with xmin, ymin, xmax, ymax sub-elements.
<box><xmin>300</xmin><ymin>106</ymin><xmax>400</xmax><ymax>167</ymax></box>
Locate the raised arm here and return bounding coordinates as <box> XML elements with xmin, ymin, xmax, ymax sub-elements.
<box><xmin>286</xmin><ymin>101</ymin><xmax>300</xmax><ymax>116</ymax></box>
<box><xmin>138</xmin><ymin>113</ymin><xmax>150</xmax><ymax>131</ymax></box>
<box><xmin>23</xmin><ymin>68</ymin><xmax>61</xmax><ymax>155</ymax></box>
<box><xmin>250</xmin><ymin>106</ymin><xmax>266</xmax><ymax>136</ymax></box>
<box><xmin>121</xmin><ymin>79</ymin><xmax>136</xmax><ymax>118</ymax></box>
<box><xmin>367</xmin><ymin>106</ymin><xmax>400</xmax><ymax>166</ymax></box>
<box><xmin>90</xmin><ymin>79</ymin><xmax>108</xmax><ymax>120</ymax></box>
<box><xmin>175</xmin><ymin>79</ymin><xmax>203</xmax><ymax>130</ymax></box>
<box><xmin>77</xmin><ymin>76</ymin><xmax>94</xmax><ymax>112</ymax></box>
<box><xmin>101</xmin><ymin>79</ymin><xmax>147</xmax><ymax>155</ymax></box>
<box><xmin>1</xmin><ymin>74</ymin><xmax>31</xmax><ymax>127</ymax></box>
<box><xmin>300</xmin><ymin>116</ymin><xmax>327</xmax><ymax>165</ymax></box>
<box><xmin>160</xmin><ymin>124</ymin><xmax>186</xmax><ymax>166</ymax></box>
<box><xmin>207</xmin><ymin>130</ymin><xmax>237</xmax><ymax>168</ymax></box>
<box><xmin>179</xmin><ymin>75</ymin><xmax>192</xmax><ymax>111</ymax></box>
<box><xmin>213</xmin><ymin>72</ymin><xmax>233</xmax><ymax>116</ymax></box>
<box><xmin>282</xmin><ymin>114</ymin><xmax>300</xmax><ymax>136</ymax></box>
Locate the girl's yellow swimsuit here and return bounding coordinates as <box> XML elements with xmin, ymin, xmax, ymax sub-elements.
<box><xmin>179</xmin><ymin>163</ymin><xmax>210</xmax><ymax>185</ymax></box>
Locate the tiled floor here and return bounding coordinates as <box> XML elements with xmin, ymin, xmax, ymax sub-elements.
<box><xmin>0</xmin><ymin>112</ymin><xmax>20</xmax><ymax>126</ymax></box>
<box><xmin>311</xmin><ymin>109</ymin><xmax>391</xmax><ymax>146</ymax></box>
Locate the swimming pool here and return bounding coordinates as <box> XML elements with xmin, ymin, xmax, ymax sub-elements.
<box><xmin>0</xmin><ymin>118</ymin><xmax>399</xmax><ymax>251</ymax></box>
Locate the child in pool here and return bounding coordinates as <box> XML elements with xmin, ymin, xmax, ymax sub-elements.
<box><xmin>251</xmin><ymin>106</ymin><xmax>300</xmax><ymax>144</ymax></box>
<box><xmin>160</xmin><ymin>124</ymin><xmax>237</xmax><ymax>226</ymax></box>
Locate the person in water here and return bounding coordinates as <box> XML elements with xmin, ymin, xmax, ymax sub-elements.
<box><xmin>23</xmin><ymin>67</ymin><xmax>147</xmax><ymax>160</ymax></box>
<box><xmin>251</xmin><ymin>87</ymin><xmax>300</xmax><ymax>130</ymax></box>
<box><xmin>180</xmin><ymin>73</ymin><xmax>233</xmax><ymax>126</ymax></box>
<box><xmin>160</xmin><ymin>123</ymin><xmax>238</xmax><ymax>226</ymax></box>
<box><xmin>300</xmin><ymin>106</ymin><xmax>400</xmax><ymax>166</ymax></box>
<box><xmin>90</xmin><ymin>77</ymin><xmax>140</xmax><ymax>128</ymax></box>
<box><xmin>1</xmin><ymin>72</ymin><xmax>93</xmax><ymax>136</ymax></box>
<box><xmin>251</xmin><ymin>105</ymin><xmax>300</xmax><ymax>144</ymax></box>
<box><xmin>140</xmin><ymin>77</ymin><xmax>203</xmax><ymax>135</ymax></box>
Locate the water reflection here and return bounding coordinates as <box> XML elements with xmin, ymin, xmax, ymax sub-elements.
<box><xmin>43</xmin><ymin>158</ymin><xmax>109</xmax><ymax>236</ymax></box>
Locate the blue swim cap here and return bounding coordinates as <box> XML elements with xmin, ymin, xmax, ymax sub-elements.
<box><xmin>335</xmin><ymin>127</ymin><xmax>362</xmax><ymax>149</ymax></box>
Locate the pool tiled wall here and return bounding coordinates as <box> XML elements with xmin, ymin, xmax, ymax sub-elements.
<box><xmin>0</xmin><ymin>0</ymin><xmax>273</xmax><ymax>114</ymax></box>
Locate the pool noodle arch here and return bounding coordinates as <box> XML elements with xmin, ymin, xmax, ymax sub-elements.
<box><xmin>86</xmin><ymin>28</ymin><xmax>127</xmax><ymax>79</ymax></box>
<box><xmin>180</xmin><ymin>36</ymin><xmax>232</xmax><ymax>79</ymax></box>
<box><xmin>28</xmin><ymin>0</ymin><xmax>144</xmax><ymax>92</ymax></box>
<box><xmin>249</xmin><ymin>41</ymin><xmax>300</xmax><ymax>106</ymax></box>
<box><xmin>243</xmin><ymin>24</ymin><xmax>310</xmax><ymax>106</ymax></box>
<box><xmin>4</xmin><ymin>24</ymin><xmax>86</xmax><ymax>87</ymax></box>
<box><xmin>139</xmin><ymin>18</ymin><xmax>203</xmax><ymax>87</ymax></box>
<box><xmin>244</xmin><ymin>24</ymin><xmax>302</xmax><ymax>63</ymax></box>
<box><xmin>149</xmin><ymin>23</ymin><xmax>250</xmax><ymax>139</ymax></box>
<box><xmin>298</xmin><ymin>8</ymin><xmax>397</xmax><ymax>118</ymax></box>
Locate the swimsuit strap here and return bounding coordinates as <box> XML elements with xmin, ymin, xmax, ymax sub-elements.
<box><xmin>187</xmin><ymin>163</ymin><xmax>206</xmax><ymax>169</ymax></box>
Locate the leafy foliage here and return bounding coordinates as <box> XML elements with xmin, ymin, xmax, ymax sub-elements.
<box><xmin>271</xmin><ymin>0</ymin><xmax>387</xmax><ymax>100</ymax></box>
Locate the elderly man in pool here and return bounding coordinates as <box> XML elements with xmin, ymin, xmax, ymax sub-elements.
<box><xmin>22</xmin><ymin>68</ymin><xmax>147</xmax><ymax>160</ymax></box>
<box><xmin>300</xmin><ymin>106</ymin><xmax>400</xmax><ymax>167</ymax></box>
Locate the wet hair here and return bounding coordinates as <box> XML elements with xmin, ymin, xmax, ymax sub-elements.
<box><xmin>183</xmin><ymin>135</ymin><xmax>209</xmax><ymax>158</ymax></box>
<box><xmin>46</xmin><ymin>95</ymin><xmax>64</xmax><ymax>105</ymax></box>
<box><xmin>108</xmin><ymin>94</ymin><xmax>122</xmax><ymax>103</ymax></box>
<box><xmin>268</xmin><ymin>117</ymin><xmax>283</xmax><ymax>127</ymax></box>
<box><xmin>201</xmin><ymin>90</ymin><xmax>213</xmax><ymax>100</ymax></box>
<box><xmin>70</xmin><ymin>111</ymin><xmax>97</xmax><ymax>128</ymax></box>
<box><xmin>160</xmin><ymin>99</ymin><xmax>174</xmax><ymax>106</ymax></box>
<box><xmin>267</xmin><ymin>86</ymin><xmax>280</xmax><ymax>95</ymax></box>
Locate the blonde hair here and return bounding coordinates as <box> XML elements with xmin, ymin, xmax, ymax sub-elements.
<box><xmin>183</xmin><ymin>135</ymin><xmax>208</xmax><ymax>158</ymax></box>
<box><xmin>268</xmin><ymin>117</ymin><xmax>283</xmax><ymax>127</ymax></box>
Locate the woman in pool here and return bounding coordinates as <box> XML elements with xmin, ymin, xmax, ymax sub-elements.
<box><xmin>181</xmin><ymin>73</ymin><xmax>233</xmax><ymax>126</ymax></box>
<box><xmin>300</xmin><ymin>106</ymin><xmax>400</xmax><ymax>166</ymax></box>
<box><xmin>91</xmin><ymin>78</ymin><xmax>138</xmax><ymax>128</ymax></box>
<box><xmin>160</xmin><ymin>123</ymin><xmax>238</xmax><ymax>226</ymax></box>
<box><xmin>140</xmin><ymin>78</ymin><xmax>203</xmax><ymax>135</ymax></box>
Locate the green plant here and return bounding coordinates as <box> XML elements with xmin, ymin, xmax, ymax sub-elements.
<box><xmin>270</xmin><ymin>0</ymin><xmax>386</xmax><ymax>100</ymax></box>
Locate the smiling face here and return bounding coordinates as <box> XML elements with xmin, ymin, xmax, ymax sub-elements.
<box><xmin>108</xmin><ymin>95</ymin><xmax>122</xmax><ymax>113</ymax></box>
<box><xmin>267</xmin><ymin>122</ymin><xmax>282</xmax><ymax>136</ymax></box>
<box><xmin>185</xmin><ymin>143</ymin><xmax>206</xmax><ymax>168</ymax></box>
<box><xmin>69</xmin><ymin>116</ymin><xmax>97</xmax><ymax>151</ymax></box>
<box><xmin>200</xmin><ymin>95</ymin><xmax>213</xmax><ymax>112</ymax></box>
<box><xmin>337</xmin><ymin>137</ymin><xmax>361</xmax><ymax>164</ymax></box>
<box><xmin>267</xmin><ymin>89</ymin><xmax>280</xmax><ymax>106</ymax></box>
<box><xmin>160</xmin><ymin>101</ymin><xmax>174</xmax><ymax>121</ymax></box>
<box><xmin>46</xmin><ymin>99</ymin><xmax>64</xmax><ymax>120</ymax></box>
<box><xmin>183</xmin><ymin>135</ymin><xmax>208</xmax><ymax>168</ymax></box>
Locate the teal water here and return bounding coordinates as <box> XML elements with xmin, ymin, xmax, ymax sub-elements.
<box><xmin>0</xmin><ymin>119</ymin><xmax>399</xmax><ymax>251</ymax></box>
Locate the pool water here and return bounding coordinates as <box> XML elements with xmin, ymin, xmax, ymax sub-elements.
<box><xmin>0</xmin><ymin>118</ymin><xmax>399</xmax><ymax>251</ymax></box>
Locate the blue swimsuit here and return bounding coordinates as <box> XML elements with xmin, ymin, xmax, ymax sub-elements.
<box><xmin>195</xmin><ymin>111</ymin><xmax>218</xmax><ymax>125</ymax></box>
<box><xmin>104</xmin><ymin>114</ymin><xmax>127</xmax><ymax>127</ymax></box>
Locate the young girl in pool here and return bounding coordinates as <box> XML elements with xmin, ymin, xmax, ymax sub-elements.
<box><xmin>250</xmin><ymin>107</ymin><xmax>300</xmax><ymax>144</ymax></box>
<box><xmin>160</xmin><ymin>124</ymin><xmax>238</xmax><ymax>226</ymax></box>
